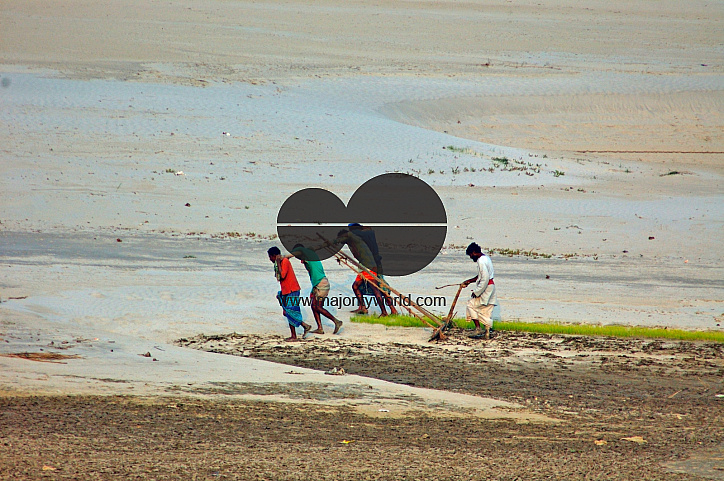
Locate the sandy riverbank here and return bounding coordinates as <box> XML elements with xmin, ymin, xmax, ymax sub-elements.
<box><xmin>0</xmin><ymin>0</ymin><xmax>723</xmax><ymax>478</ymax></box>
<box><xmin>2</xmin><ymin>329</ymin><xmax>722</xmax><ymax>480</ymax></box>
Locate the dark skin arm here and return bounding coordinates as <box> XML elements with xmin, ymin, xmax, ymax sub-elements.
<box><xmin>284</xmin><ymin>250</ymin><xmax>303</xmax><ymax>260</ymax></box>
<box><xmin>270</xmin><ymin>255</ymin><xmax>292</xmax><ymax>281</ymax></box>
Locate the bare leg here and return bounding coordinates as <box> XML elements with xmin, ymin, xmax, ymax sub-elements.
<box><xmin>312</xmin><ymin>294</ymin><xmax>342</xmax><ymax>334</ymax></box>
<box><xmin>312</xmin><ymin>294</ymin><xmax>337</xmax><ymax>322</ymax></box>
<box><xmin>285</xmin><ymin>324</ymin><xmax>299</xmax><ymax>342</ymax></box>
<box><xmin>350</xmin><ymin>279</ymin><xmax>368</xmax><ymax>314</ymax></box>
<box><xmin>381</xmin><ymin>291</ymin><xmax>398</xmax><ymax>315</ymax></box>
<box><xmin>370</xmin><ymin>285</ymin><xmax>388</xmax><ymax>316</ymax></box>
<box><xmin>467</xmin><ymin>317</ymin><xmax>484</xmax><ymax>338</ymax></box>
<box><xmin>310</xmin><ymin>293</ymin><xmax>323</xmax><ymax>331</ymax></box>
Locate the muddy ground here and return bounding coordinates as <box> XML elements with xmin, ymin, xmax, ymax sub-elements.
<box><xmin>2</xmin><ymin>329</ymin><xmax>723</xmax><ymax>480</ymax></box>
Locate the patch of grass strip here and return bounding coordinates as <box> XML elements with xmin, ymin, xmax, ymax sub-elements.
<box><xmin>352</xmin><ymin>314</ymin><xmax>430</xmax><ymax>328</ymax></box>
<box><xmin>350</xmin><ymin>315</ymin><xmax>724</xmax><ymax>342</ymax></box>
<box><xmin>492</xmin><ymin>321</ymin><xmax>724</xmax><ymax>342</ymax></box>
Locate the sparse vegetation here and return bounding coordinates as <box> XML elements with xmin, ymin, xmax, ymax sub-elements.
<box><xmin>208</xmin><ymin>232</ymin><xmax>278</xmax><ymax>240</ymax></box>
<box><xmin>487</xmin><ymin>247</ymin><xmax>555</xmax><ymax>258</ymax></box>
<box><xmin>435</xmin><ymin>148</ymin><xmax>543</xmax><ymax>176</ymax></box>
<box><xmin>445</xmin><ymin>145</ymin><xmax>469</xmax><ymax>153</ymax></box>
<box><xmin>553</xmin><ymin>170</ymin><xmax>565</xmax><ymax>177</ymax></box>
<box><xmin>444</xmin><ymin>244</ymin><xmax>579</xmax><ymax>259</ymax></box>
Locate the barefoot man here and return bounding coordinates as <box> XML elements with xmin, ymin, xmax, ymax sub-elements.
<box><xmin>285</xmin><ymin>243</ymin><xmax>343</xmax><ymax>335</ymax></box>
<box><xmin>268</xmin><ymin>246</ymin><xmax>311</xmax><ymax>341</ymax></box>
<box><xmin>334</xmin><ymin>230</ymin><xmax>397</xmax><ymax>316</ymax></box>
<box><xmin>462</xmin><ymin>242</ymin><xmax>497</xmax><ymax>339</ymax></box>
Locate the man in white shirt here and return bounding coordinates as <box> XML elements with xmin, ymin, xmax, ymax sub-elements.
<box><xmin>462</xmin><ymin>242</ymin><xmax>497</xmax><ymax>339</ymax></box>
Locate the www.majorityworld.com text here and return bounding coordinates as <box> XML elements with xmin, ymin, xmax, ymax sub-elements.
<box><xmin>287</xmin><ymin>294</ymin><xmax>447</xmax><ymax>309</ymax></box>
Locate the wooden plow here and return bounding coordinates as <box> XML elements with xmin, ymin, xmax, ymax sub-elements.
<box><xmin>437</xmin><ymin>282</ymin><xmax>465</xmax><ymax>335</ymax></box>
<box><xmin>316</xmin><ymin>233</ymin><xmax>450</xmax><ymax>341</ymax></box>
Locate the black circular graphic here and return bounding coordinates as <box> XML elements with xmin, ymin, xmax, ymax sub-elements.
<box><xmin>276</xmin><ymin>173</ymin><xmax>447</xmax><ymax>276</ymax></box>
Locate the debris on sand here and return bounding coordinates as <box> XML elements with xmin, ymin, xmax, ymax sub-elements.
<box><xmin>0</xmin><ymin>352</ymin><xmax>82</xmax><ymax>363</ymax></box>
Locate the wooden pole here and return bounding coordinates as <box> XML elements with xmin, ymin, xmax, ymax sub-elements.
<box><xmin>331</xmin><ymin>252</ymin><xmax>430</xmax><ymax>324</ymax></box>
<box><xmin>445</xmin><ymin>283</ymin><xmax>465</xmax><ymax>322</ymax></box>
<box><xmin>331</xmin><ymin>249</ymin><xmax>441</xmax><ymax>330</ymax></box>
<box><xmin>316</xmin><ymin>233</ymin><xmax>443</xmax><ymax>332</ymax></box>
<box><xmin>428</xmin><ymin>282</ymin><xmax>466</xmax><ymax>341</ymax></box>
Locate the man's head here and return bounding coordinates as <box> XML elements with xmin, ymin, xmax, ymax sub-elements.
<box><xmin>292</xmin><ymin>243</ymin><xmax>304</xmax><ymax>251</ymax></box>
<box><xmin>348</xmin><ymin>223</ymin><xmax>362</xmax><ymax>231</ymax></box>
<box><xmin>267</xmin><ymin>246</ymin><xmax>281</xmax><ymax>263</ymax></box>
<box><xmin>465</xmin><ymin>242</ymin><xmax>482</xmax><ymax>261</ymax></box>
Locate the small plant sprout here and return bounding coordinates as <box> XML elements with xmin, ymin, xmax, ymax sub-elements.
<box><xmin>445</xmin><ymin>145</ymin><xmax>466</xmax><ymax>153</ymax></box>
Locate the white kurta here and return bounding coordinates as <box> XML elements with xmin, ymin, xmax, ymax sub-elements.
<box><xmin>471</xmin><ymin>254</ymin><xmax>496</xmax><ymax>305</ymax></box>
<box><xmin>467</xmin><ymin>254</ymin><xmax>497</xmax><ymax>328</ymax></box>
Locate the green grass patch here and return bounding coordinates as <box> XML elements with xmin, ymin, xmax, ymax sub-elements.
<box><xmin>352</xmin><ymin>314</ymin><xmax>431</xmax><ymax>328</ymax></box>
<box><xmin>493</xmin><ymin>321</ymin><xmax>724</xmax><ymax>342</ymax></box>
<box><xmin>350</xmin><ymin>315</ymin><xmax>724</xmax><ymax>342</ymax></box>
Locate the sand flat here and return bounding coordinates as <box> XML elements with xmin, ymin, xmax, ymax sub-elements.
<box><xmin>1</xmin><ymin>1</ymin><xmax>723</xmax><ymax>478</ymax></box>
<box><xmin>2</xmin><ymin>0</ymin><xmax>721</xmax><ymax>76</ymax></box>
<box><xmin>1</xmin><ymin>0</ymin><xmax>723</xmax><ymax>408</ymax></box>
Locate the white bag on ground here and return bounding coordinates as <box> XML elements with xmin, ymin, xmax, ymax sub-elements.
<box><xmin>492</xmin><ymin>302</ymin><xmax>502</xmax><ymax>322</ymax></box>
